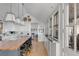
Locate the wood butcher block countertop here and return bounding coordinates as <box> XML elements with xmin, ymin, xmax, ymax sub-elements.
<box><xmin>0</xmin><ymin>36</ymin><xmax>28</xmax><ymax>51</ymax></box>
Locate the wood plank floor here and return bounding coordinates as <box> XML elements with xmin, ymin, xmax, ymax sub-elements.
<box><xmin>25</xmin><ymin>38</ymin><xmax>48</xmax><ymax>56</ymax></box>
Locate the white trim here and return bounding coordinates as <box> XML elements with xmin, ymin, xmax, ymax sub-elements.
<box><xmin>74</xmin><ymin>3</ymin><xmax>77</xmax><ymax>52</ymax></box>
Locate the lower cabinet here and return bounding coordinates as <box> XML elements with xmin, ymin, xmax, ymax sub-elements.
<box><xmin>44</xmin><ymin>40</ymin><xmax>56</xmax><ymax>56</ymax></box>
<box><xmin>44</xmin><ymin>39</ymin><xmax>61</xmax><ymax>56</ymax></box>
<box><xmin>50</xmin><ymin>42</ymin><xmax>56</xmax><ymax>56</ymax></box>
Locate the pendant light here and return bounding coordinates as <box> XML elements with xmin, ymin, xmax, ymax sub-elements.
<box><xmin>16</xmin><ymin>3</ymin><xmax>21</xmax><ymax>23</ymax></box>
<box><xmin>27</xmin><ymin>15</ymin><xmax>31</xmax><ymax>22</ymax></box>
<box><xmin>22</xmin><ymin>3</ymin><xmax>27</xmax><ymax>22</ymax></box>
<box><xmin>5</xmin><ymin>3</ymin><xmax>16</xmax><ymax>21</ymax></box>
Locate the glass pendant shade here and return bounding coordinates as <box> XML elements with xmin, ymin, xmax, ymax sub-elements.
<box><xmin>23</xmin><ymin>17</ymin><xmax>27</xmax><ymax>21</ymax></box>
<box><xmin>27</xmin><ymin>16</ymin><xmax>31</xmax><ymax>22</ymax></box>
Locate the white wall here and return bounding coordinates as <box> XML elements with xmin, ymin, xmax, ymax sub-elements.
<box><xmin>76</xmin><ymin>18</ymin><xmax>79</xmax><ymax>34</ymax></box>
<box><xmin>77</xmin><ymin>25</ymin><xmax>79</xmax><ymax>34</ymax></box>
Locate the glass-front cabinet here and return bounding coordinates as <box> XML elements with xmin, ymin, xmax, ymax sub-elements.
<box><xmin>53</xmin><ymin>11</ymin><xmax>59</xmax><ymax>40</ymax></box>
<box><xmin>76</xmin><ymin>3</ymin><xmax>79</xmax><ymax>51</ymax></box>
<box><xmin>65</xmin><ymin>3</ymin><xmax>79</xmax><ymax>53</ymax></box>
<box><xmin>68</xmin><ymin>3</ymin><xmax>74</xmax><ymax>49</ymax></box>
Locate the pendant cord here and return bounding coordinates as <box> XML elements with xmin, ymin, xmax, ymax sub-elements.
<box><xmin>22</xmin><ymin>3</ymin><xmax>24</xmax><ymax>18</ymax></box>
<box><xmin>10</xmin><ymin>3</ymin><xmax>12</xmax><ymax>13</ymax></box>
<box><xmin>22</xmin><ymin>3</ymin><xmax>23</xmax><ymax>18</ymax></box>
<box><xmin>18</xmin><ymin>3</ymin><xmax>19</xmax><ymax>18</ymax></box>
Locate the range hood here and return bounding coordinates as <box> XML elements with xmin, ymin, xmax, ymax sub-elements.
<box><xmin>5</xmin><ymin>12</ymin><xmax>16</xmax><ymax>22</ymax></box>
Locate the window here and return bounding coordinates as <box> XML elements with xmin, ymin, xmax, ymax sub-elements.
<box><xmin>31</xmin><ymin>23</ymin><xmax>38</xmax><ymax>34</ymax></box>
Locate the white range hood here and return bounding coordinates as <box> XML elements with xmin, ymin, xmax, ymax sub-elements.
<box><xmin>5</xmin><ymin>13</ymin><xmax>16</xmax><ymax>21</ymax></box>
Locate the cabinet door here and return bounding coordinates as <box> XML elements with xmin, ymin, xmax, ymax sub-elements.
<box><xmin>0</xmin><ymin>22</ymin><xmax>3</xmax><ymax>33</ymax></box>
<box><xmin>50</xmin><ymin>42</ymin><xmax>56</xmax><ymax>56</ymax></box>
<box><xmin>47</xmin><ymin>40</ymin><xmax>50</xmax><ymax>55</ymax></box>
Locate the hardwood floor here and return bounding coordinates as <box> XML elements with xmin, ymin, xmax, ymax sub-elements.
<box><xmin>25</xmin><ymin>38</ymin><xmax>48</xmax><ymax>56</ymax></box>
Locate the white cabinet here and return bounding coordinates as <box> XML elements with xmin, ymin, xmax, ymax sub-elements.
<box><xmin>44</xmin><ymin>39</ymin><xmax>57</xmax><ymax>56</ymax></box>
<box><xmin>3</xmin><ymin>22</ymin><xmax>15</xmax><ymax>33</ymax></box>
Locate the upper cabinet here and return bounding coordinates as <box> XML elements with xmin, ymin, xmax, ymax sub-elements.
<box><xmin>48</xmin><ymin>5</ymin><xmax>59</xmax><ymax>41</ymax></box>
<box><xmin>68</xmin><ymin>3</ymin><xmax>74</xmax><ymax>49</ymax></box>
<box><xmin>65</xmin><ymin>3</ymin><xmax>79</xmax><ymax>52</ymax></box>
<box><xmin>0</xmin><ymin>21</ymin><xmax>3</xmax><ymax>34</ymax></box>
<box><xmin>53</xmin><ymin>11</ymin><xmax>59</xmax><ymax>40</ymax></box>
<box><xmin>49</xmin><ymin>17</ymin><xmax>52</xmax><ymax>36</ymax></box>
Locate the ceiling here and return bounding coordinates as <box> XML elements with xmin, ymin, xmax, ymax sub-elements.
<box><xmin>0</xmin><ymin>3</ymin><xmax>58</xmax><ymax>24</ymax></box>
<box><xmin>23</xmin><ymin>3</ymin><xmax>58</xmax><ymax>24</ymax></box>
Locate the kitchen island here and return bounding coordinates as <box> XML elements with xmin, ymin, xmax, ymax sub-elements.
<box><xmin>0</xmin><ymin>36</ymin><xmax>29</xmax><ymax>56</ymax></box>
